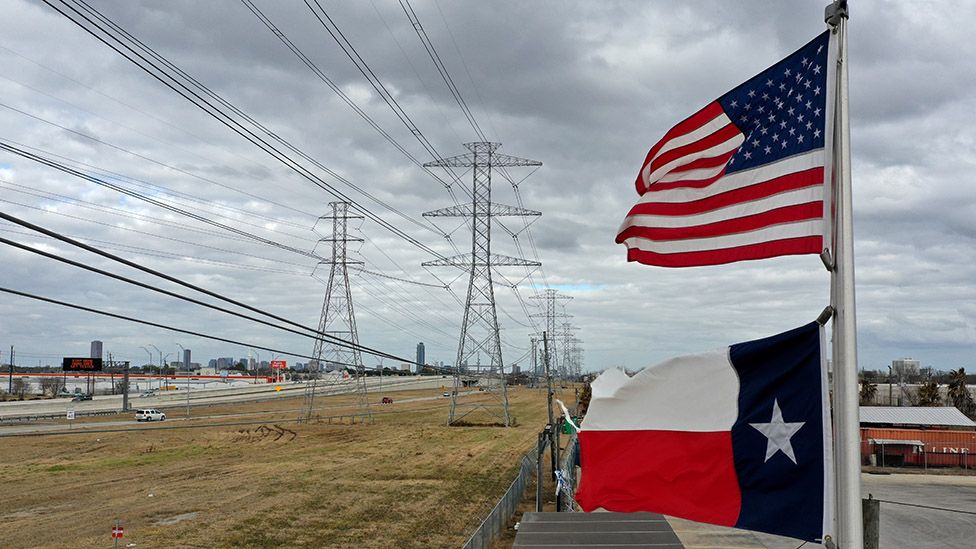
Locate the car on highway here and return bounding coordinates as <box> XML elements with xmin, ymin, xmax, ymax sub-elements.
<box><xmin>71</xmin><ymin>393</ymin><xmax>92</xmax><ymax>402</ymax></box>
<box><xmin>442</xmin><ymin>392</ymin><xmax>450</xmax><ymax>397</ymax></box>
<box><xmin>381</xmin><ymin>397</ymin><xmax>393</xmax><ymax>404</ymax></box>
<box><xmin>134</xmin><ymin>408</ymin><xmax>165</xmax><ymax>422</ymax></box>
<box><xmin>139</xmin><ymin>389</ymin><xmax>157</xmax><ymax>398</ymax></box>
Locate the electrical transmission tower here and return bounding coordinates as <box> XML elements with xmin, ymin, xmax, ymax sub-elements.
<box><xmin>558</xmin><ymin>322</ymin><xmax>579</xmax><ymax>379</ymax></box>
<box><xmin>571</xmin><ymin>339</ymin><xmax>584</xmax><ymax>378</ymax></box>
<box><xmin>301</xmin><ymin>202</ymin><xmax>372</xmax><ymax>424</ymax></box>
<box><xmin>530</xmin><ymin>289</ymin><xmax>572</xmax><ymax>379</ymax></box>
<box><xmin>423</xmin><ymin>142</ymin><xmax>542</xmax><ymax>426</ymax></box>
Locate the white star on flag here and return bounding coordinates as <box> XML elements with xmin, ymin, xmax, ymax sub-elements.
<box><xmin>749</xmin><ymin>398</ymin><xmax>805</xmax><ymax>464</ymax></box>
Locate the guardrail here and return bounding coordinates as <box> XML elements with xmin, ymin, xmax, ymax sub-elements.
<box><xmin>0</xmin><ymin>409</ymin><xmax>121</xmax><ymax>423</ymax></box>
<box><xmin>461</xmin><ymin>446</ymin><xmax>538</xmax><ymax>549</ymax></box>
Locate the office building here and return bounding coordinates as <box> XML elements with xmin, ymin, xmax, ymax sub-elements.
<box><xmin>90</xmin><ymin>340</ymin><xmax>103</xmax><ymax>360</ymax></box>
<box><xmin>891</xmin><ymin>358</ymin><xmax>921</xmax><ymax>379</ymax></box>
<box><xmin>416</xmin><ymin>342</ymin><xmax>425</xmax><ymax>367</ymax></box>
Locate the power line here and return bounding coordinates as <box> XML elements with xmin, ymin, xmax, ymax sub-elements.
<box><xmin>0</xmin><ymin>189</ymin><xmax>267</xmax><ymax>248</ymax></box>
<box><xmin>351</xmin><ymin>266</ymin><xmax>445</xmax><ymax>289</ymax></box>
<box><xmin>0</xmin><ymin>211</ymin><xmax>414</xmax><ymax>364</ymax></box>
<box><xmin>368</xmin><ymin>0</ymin><xmax>467</xmax><ymax>150</ymax></box>
<box><xmin>350</xmin><ymin>272</ymin><xmax>457</xmax><ymax>341</ymax></box>
<box><xmin>398</xmin><ymin>0</ymin><xmax>488</xmax><ymax>142</ymax></box>
<box><xmin>242</xmin><ymin>0</ymin><xmax>467</xmax><ymax>197</ymax></box>
<box><xmin>0</xmin><ymin>141</ymin><xmax>321</xmax><ymax>260</ymax></box>
<box><xmin>0</xmin><ymin>185</ymin><xmax>316</xmax><ymax>262</ymax></box>
<box><xmin>0</xmin><ymin>286</ymin><xmax>332</xmax><ymax>365</ymax></box>
<box><xmin>0</xmin><ymin>234</ymin><xmax>381</xmax><ymax>361</ymax></box>
<box><xmin>43</xmin><ymin>0</ymin><xmax>448</xmax><ymax>260</ymax></box>
<box><xmin>0</xmin><ymin>43</ymin><xmax>299</xmax><ymax>192</ymax></box>
<box><xmin>245</xmin><ymin>0</ymin><xmax>473</xmax><ymax>258</ymax></box>
<box><xmin>0</xmin><ymin>100</ymin><xmax>319</xmax><ymax>226</ymax></box>
<box><xmin>0</xmin><ymin>224</ymin><xmax>311</xmax><ymax>276</ymax></box>
<box><xmin>396</xmin><ymin>0</ymin><xmax>548</xmax><ymax>336</ymax></box>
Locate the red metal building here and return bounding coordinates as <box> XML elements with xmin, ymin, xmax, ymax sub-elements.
<box><xmin>859</xmin><ymin>406</ymin><xmax>976</xmax><ymax>469</ymax></box>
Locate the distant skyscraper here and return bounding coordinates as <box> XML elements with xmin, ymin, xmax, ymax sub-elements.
<box><xmin>183</xmin><ymin>349</ymin><xmax>191</xmax><ymax>370</ymax></box>
<box><xmin>416</xmin><ymin>342</ymin><xmax>425</xmax><ymax>368</ymax></box>
<box><xmin>891</xmin><ymin>358</ymin><xmax>920</xmax><ymax>379</ymax></box>
<box><xmin>90</xmin><ymin>340</ymin><xmax>103</xmax><ymax>360</ymax></box>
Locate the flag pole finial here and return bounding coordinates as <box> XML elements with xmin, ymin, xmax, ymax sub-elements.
<box><xmin>825</xmin><ymin>1</ymin><xmax>849</xmax><ymax>26</ymax></box>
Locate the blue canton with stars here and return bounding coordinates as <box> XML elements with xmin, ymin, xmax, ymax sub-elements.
<box><xmin>718</xmin><ymin>31</ymin><xmax>829</xmax><ymax>174</ymax></box>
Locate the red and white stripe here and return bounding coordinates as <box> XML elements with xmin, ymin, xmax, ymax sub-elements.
<box><xmin>619</xmin><ymin>103</ymin><xmax>824</xmax><ymax>268</ymax></box>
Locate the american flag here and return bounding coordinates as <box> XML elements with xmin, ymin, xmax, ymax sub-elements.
<box><xmin>617</xmin><ymin>31</ymin><xmax>832</xmax><ymax>267</ymax></box>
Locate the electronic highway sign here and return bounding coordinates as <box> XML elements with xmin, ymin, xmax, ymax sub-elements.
<box><xmin>62</xmin><ymin>357</ymin><xmax>103</xmax><ymax>371</ymax></box>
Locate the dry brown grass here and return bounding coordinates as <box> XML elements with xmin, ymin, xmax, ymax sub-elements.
<box><xmin>0</xmin><ymin>386</ymin><xmax>555</xmax><ymax>548</ymax></box>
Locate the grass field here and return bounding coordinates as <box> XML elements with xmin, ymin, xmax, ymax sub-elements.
<box><xmin>0</xmin><ymin>385</ymin><xmax>558</xmax><ymax>548</ymax></box>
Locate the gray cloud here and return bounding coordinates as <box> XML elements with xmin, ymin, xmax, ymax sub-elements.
<box><xmin>1</xmin><ymin>1</ymin><xmax>974</xmax><ymax>374</ymax></box>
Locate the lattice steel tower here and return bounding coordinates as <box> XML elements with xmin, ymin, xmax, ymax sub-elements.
<box><xmin>530</xmin><ymin>289</ymin><xmax>572</xmax><ymax>379</ymax></box>
<box><xmin>423</xmin><ymin>142</ymin><xmax>541</xmax><ymax>426</ymax></box>
<box><xmin>301</xmin><ymin>201</ymin><xmax>372</xmax><ymax>424</ymax></box>
<box><xmin>558</xmin><ymin>322</ymin><xmax>579</xmax><ymax>379</ymax></box>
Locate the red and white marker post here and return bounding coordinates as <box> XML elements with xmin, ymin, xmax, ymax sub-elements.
<box><xmin>112</xmin><ymin>521</ymin><xmax>124</xmax><ymax>549</ymax></box>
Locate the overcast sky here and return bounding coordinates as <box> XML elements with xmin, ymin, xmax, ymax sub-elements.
<box><xmin>1</xmin><ymin>1</ymin><xmax>974</xmax><ymax>375</ymax></box>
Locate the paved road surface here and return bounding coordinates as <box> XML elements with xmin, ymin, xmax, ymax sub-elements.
<box><xmin>0</xmin><ymin>376</ymin><xmax>451</xmax><ymax>421</ymax></box>
<box><xmin>669</xmin><ymin>472</ymin><xmax>976</xmax><ymax>548</ymax></box>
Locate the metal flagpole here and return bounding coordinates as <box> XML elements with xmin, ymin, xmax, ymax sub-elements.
<box><xmin>826</xmin><ymin>1</ymin><xmax>862</xmax><ymax>547</ymax></box>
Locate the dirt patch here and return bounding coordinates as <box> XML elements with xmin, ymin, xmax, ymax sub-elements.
<box><xmin>230</xmin><ymin>423</ymin><xmax>297</xmax><ymax>443</ymax></box>
<box><xmin>154</xmin><ymin>511</ymin><xmax>199</xmax><ymax>526</ymax></box>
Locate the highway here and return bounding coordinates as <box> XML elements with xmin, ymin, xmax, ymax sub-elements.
<box><xmin>0</xmin><ymin>378</ymin><xmax>482</xmax><ymax>437</ymax></box>
<box><xmin>0</xmin><ymin>375</ymin><xmax>454</xmax><ymax>424</ymax></box>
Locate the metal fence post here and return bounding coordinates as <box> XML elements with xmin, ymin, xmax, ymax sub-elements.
<box><xmin>536</xmin><ymin>430</ymin><xmax>547</xmax><ymax>511</ymax></box>
<box><xmin>862</xmin><ymin>495</ymin><xmax>880</xmax><ymax>549</ymax></box>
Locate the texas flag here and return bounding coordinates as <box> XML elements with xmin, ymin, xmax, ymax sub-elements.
<box><xmin>575</xmin><ymin>322</ymin><xmax>833</xmax><ymax>542</ymax></box>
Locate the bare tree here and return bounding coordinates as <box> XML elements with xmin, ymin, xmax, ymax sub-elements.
<box><xmin>11</xmin><ymin>378</ymin><xmax>30</xmax><ymax>399</ymax></box>
<box><xmin>39</xmin><ymin>377</ymin><xmax>66</xmax><ymax>397</ymax></box>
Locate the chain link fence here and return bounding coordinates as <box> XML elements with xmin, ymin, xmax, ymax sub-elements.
<box><xmin>461</xmin><ymin>446</ymin><xmax>539</xmax><ymax>549</ymax></box>
<box><xmin>558</xmin><ymin>431</ymin><xmax>579</xmax><ymax>511</ymax></box>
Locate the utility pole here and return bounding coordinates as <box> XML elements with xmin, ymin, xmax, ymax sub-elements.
<box><xmin>122</xmin><ymin>361</ymin><xmax>130</xmax><ymax>412</ymax></box>
<box><xmin>149</xmin><ymin>344</ymin><xmax>163</xmax><ymax>391</ymax></box>
<box><xmin>140</xmin><ymin>346</ymin><xmax>152</xmax><ymax>392</ymax></box>
<box><xmin>543</xmin><ymin>331</ymin><xmax>560</xmax><ymax>503</ymax></box>
<box><xmin>423</xmin><ymin>142</ymin><xmax>542</xmax><ymax>426</ymax></box>
<box><xmin>302</xmin><ymin>201</ymin><xmax>372</xmax><ymax>424</ymax></box>
<box><xmin>7</xmin><ymin>345</ymin><xmax>13</xmax><ymax>394</ymax></box>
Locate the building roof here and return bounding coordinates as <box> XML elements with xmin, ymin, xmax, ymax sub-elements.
<box><xmin>867</xmin><ymin>439</ymin><xmax>925</xmax><ymax>446</ymax></box>
<box><xmin>860</xmin><ymin>406</ymin><xmax>976</xmax><ymax>428</ymax></box>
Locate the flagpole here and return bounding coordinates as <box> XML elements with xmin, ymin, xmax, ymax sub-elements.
<box><xmin>826</xmin><ymin>1</ymin><xmax>862</xmax><ymax>547</ymax></box>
